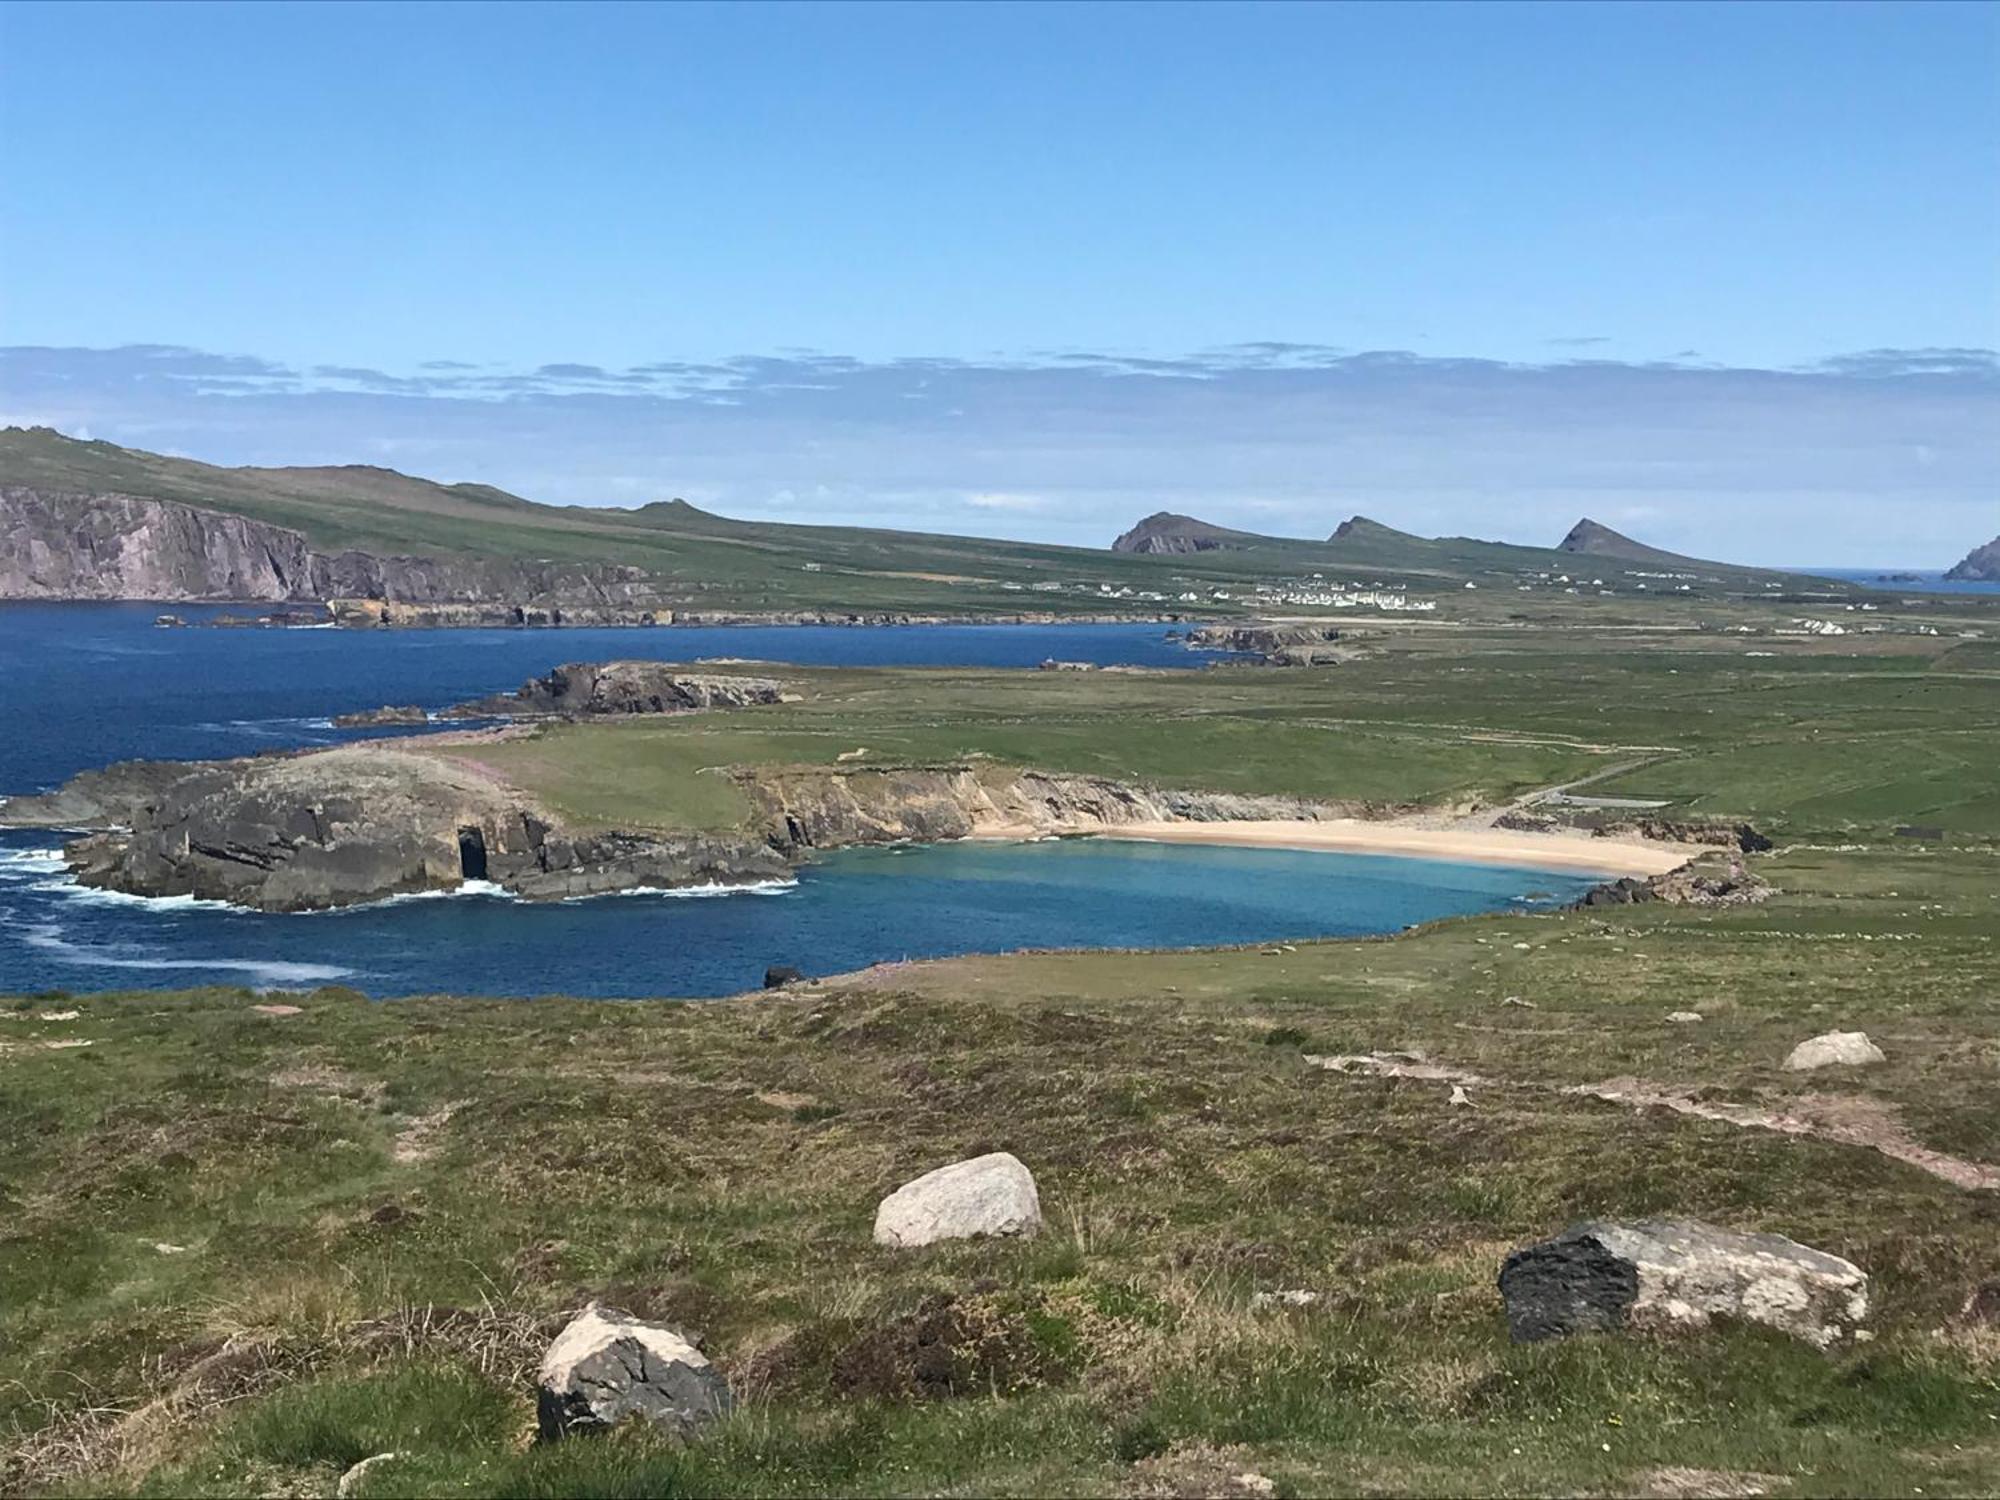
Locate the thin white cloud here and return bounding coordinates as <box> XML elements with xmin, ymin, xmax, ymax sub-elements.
<box><xmin>1</xmin><ymin>343</ymin><xmax>1994</xmax><ymax>564</ymax></box>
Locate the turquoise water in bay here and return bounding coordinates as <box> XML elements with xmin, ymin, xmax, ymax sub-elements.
<box><xmin>0</xmin><ymin>605</ymin><xmax>1596</xmax><ymax>998</ymax></box>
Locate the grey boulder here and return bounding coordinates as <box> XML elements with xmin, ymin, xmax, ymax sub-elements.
<box><xmin>1784</xmin><ymin>1031</ymin><xmax>1885</xmax><ymax>1071</ymax></box>
<box><xmin>1499</xmin><ymin>1219</ymin><xmax>1868</xmax><ymax>1350</ymax></box>
<box><xmin>537</xmin><ymin>1303</ymin><xmax>732</xmax><ymax>1440</ymax></box>
<box><xmin>873</xmin><ymin>1152</ymin><xmax>1043</xmax><ymax>1248</ymax></box>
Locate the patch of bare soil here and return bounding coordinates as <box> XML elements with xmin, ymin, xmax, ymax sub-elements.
<box><xmin>1307</xmin><ymin>1051</ymin><xmax>2000</xmax><ymax>1192</ymax></box>
<box><xmin>1126</xmin><ymin>1443</ymin><xmax>1278</xmax><ymax>1498</ymax></box>
<box><xmin>392</xmin><ymin>1103</ymin><xmax>462</xmax><ymax>1163</ymax></box>
<box><xmin>1635</xmin><ymin>1466</ymin><xmax>1788</xmax><ymax>1499</ymax></box>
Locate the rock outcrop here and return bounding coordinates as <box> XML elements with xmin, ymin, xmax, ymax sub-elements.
<box><xmin>1185</xmin><ymin>621</ymin><xmax>1357</xmax><ymax>664</ymax></box>
<box><xmin>447</xmin><ymin>662</ymin><xmax>791</xmax><ymax>719</ymax></box>
<box><xmin>1570</xmin><ymin>861</ymin><xmax>1768</xmax><ymax>909</ymax></box>
<box><xmin>1499</xmin><ymin>1219</ymin><xmax>1869</xmax><ymax>1349</ymax></box>
<box><xmin>44</xmin><ymin>746</ymin><xmax>788</xmax><ymax>911</ymax></box>
<box><xmin>1784</xmin><ymin>1031</ymin><xmax>1885</xmax><ymax>1071</ymax></box>
<box><xmin>537</xmin><ymin>1304</ymin><xmax>732</xmax><ymax>1440</ymax></box>
<box><xmin>1944</xmin><ymin>535</ymin><xmax>2000</xmax><ymax>583</ymax></box>
<box><xmin>873</xmin><ymin>1153</ymin><xmax>1043</xmax><ymax>1247</ymax></box>
<box><xmin>330</xmin><ymin>705</ymin><xmax>428</xmax><ymax>728</ymax></box>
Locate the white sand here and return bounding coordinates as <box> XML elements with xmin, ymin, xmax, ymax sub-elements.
<box><xmin>1085</xmin><ymin>819</ymin><xmax>1690</xmax><ymax>877</ymax></box>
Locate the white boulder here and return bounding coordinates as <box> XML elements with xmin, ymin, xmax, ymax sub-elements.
<box><xmin>1784</xmin><ymin>1030</ymin><xmax>1885</xmax><ymax>1071</ymax></box>
<box><xmin>872</xmin><ymin>1151</ymin><xmax>1042</xmax><ymax>1248</ymax></box>
<box><xmin>537</xmin><ymin>1303</ymin><xmax>732</xmax><ymax>1440</ymax></box>
<box><xmin>1500</xmin><ymin>1218</ymin><xmax>1868</xmax><ymax>1350</ymax></box>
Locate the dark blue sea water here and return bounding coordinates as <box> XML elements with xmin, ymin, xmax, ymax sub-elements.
<box><xmin>1806</xmin><ymin>568</ymin><xmax>2000</xmax><ymax>596</ymax></box>
<box><xmin>0</xmin><ymin>605</ymin><xmax>1595</xmax><ymax>998</ymax></box>
<box><xmin>0</xmin><ymin>603</ymin><xmax>1234</xmax><ymax>793</ymax></box>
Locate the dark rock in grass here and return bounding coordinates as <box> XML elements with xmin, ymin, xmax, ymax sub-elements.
<box><xmin>537</xmin><ymin>1303</ymin><xmax>731</xmax><ymax>1440</ymax></box>
<box><xmin>830</xmin><ymin>1291</ymin><xmax>1063</xmax><ymax>1401</ymax></box>
<box><xmin>1499</xmin><ymin>1219</ymin><xmax>1868</xmax><ymax>1350</ymax></box>
<box><xmin>331</xmin><ymin>704</ymin><xmax>428</xmax><ymax>728</ymax></box>
<box><xmin>1955</xmin><ymin>1281</ymin><xmax>2000</xmax><ymax>1327</ymax></box>
<box><xmin>764</xmin><ymin>965</ymin><xmax>806</xmax><ymax>989</ymax></box>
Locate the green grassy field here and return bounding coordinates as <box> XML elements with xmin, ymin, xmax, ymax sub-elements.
<box><xmin>440</xmin><ymin>639</ymin><xmax>2000</xmax><ymax>839</ymax></box>
<box><xmin>6</xmin><ymin>630</ymin><xmax>2000</xmax><ymax>1497</ymax></box>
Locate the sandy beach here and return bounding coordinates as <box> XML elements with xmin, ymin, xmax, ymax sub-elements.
<box><xmin>1085</xmin><ymin>819</ymin><xmax>1692</xmax><ymax>877</ymax></box>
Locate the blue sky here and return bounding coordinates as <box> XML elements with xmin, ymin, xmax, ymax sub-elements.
<box><xmin>1</xmin><ymin>1</ymin><xmax>1995</xmax><ymax>561</ymax></box>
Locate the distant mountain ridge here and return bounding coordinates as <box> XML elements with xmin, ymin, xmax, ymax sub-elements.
<box><xmin>1944</xmin><ymin>534</ymin><xmax>2000</xmax><ymax>582</ymax></box>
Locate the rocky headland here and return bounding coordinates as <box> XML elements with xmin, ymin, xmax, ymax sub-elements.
<box><xmin>445</xmin><ymin>661</ymin><xmax>794</xmax><ymax>719</ymax></box>
<box><xmin>1184</xmin><ymin>620</ymin><xmax>1360</xmax><ymax>664</ymax></box>
<box><xmin>1944</xmin><ymin>534</ymin><xmax>2000</xmax><ymax>583</ymax></box>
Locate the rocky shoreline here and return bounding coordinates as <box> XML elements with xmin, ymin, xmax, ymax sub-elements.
<box><xmin>0</xmin><ymin>655</ymin><xmax>1705</xmax><ymax>913</ymax></box>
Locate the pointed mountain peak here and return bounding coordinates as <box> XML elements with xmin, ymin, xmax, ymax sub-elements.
<box><xmin>1111</xmin><ymin>512</ymin><xmax>1252</xmax><ymax>554</ymax></box>
<box><xmin>1329</xmin><ymin>514</ymin><xmax>1419</xmax><ymax>543</ymax></box>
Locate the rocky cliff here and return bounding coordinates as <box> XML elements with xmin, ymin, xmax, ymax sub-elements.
<box><xmin>1944</xmin><ymin>535</ymin><xmax>2000</xmax><ymax>583</ymax></box>
<box><xmin>0</xmin><ymin>486</ymin><xmax>661</xmax><ymax>605</ymax></box>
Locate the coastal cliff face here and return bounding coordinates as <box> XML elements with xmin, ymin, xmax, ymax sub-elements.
<box><xmin>0</xmin><ymin>486</ymin><xmax>660</xmax><ymax>605</ymax></box>
<box><xmin>741</xmin><ymin>765</ymin><xmax>1361</xmax><ymax>849</ymax></box>
<box><xmin>1945</xmin><ymin>535</ymin><xmax>2000</xmax><ymax>583</ymax></box>
<box><xmin>16</xmin><ymin>747</ymin><xmax>787</xmax><ymax>912</ymax></box>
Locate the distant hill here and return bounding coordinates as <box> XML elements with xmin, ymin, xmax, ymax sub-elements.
<box><xmin>1110</xmin><ymin>512</ymin><xmax>1266</xmax><ymax>554</ymax></box>
<box><xmin>1558</xmin><ymin>518</ymin><xmax>1714</xmax><ymax>570</ymax></box>
<box><xmin>1944</xmin><ymin>534</ymin><xmax>2000</xmax><ymax>583</ymax></box>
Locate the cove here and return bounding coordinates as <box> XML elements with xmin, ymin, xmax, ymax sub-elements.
<box><xmin>0</xmin><ymin>834</ymin><xmax>1597</xmax><ymax>1000</ymax></box>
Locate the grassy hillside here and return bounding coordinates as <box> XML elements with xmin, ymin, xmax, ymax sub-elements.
<box><xmin>1</xmin><ymin>427</ymin><xmax>1866</xmax><ymax>613</ymax></box>
<box><xmin>5</xmin><ymin>840</ymin><xmax>1997</xmax><ymax>1497</ymax></box>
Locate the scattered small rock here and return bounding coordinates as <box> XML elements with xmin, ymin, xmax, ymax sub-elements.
<box><xmin>873</xmin><ymin>1152</ymin><xmax>1042</xmax><ymax>1248</ymax></box>
<box><xmin>37</xmin><ymin>1009</ymin><xmax>80</xmax><ymax>1021</ymax></box>
<box><xmin>1448</xmin><ymin>1084</ymin><xmax>1473</xmax><ymax>1108</ymax></box>
<box><xmin>1667</xmin><ymin>1011</ymin><xmax>1703</xmax><ymax>1024</ymax></box>
<box><xmin>336</xmin><ymin>1452</ymin><xmax>403</xmax><ymax>1498</ymax></box>
<box><xmin>1248</xmin><ymin>1289</ymin><xmax>1320</xmax><ymax>1309</ymax></box>
<box><xmin>1499</xmin><ymin>1218</ymin><xmax>1868</xmax><ymax>1350</ymax></box>
<box><xmin>251</xmin><ymin>1003</ymin><xmax>304</xmax><ymax>1017</ymax></box>
<box><xmin>43</xmin><ymin>1038</ymin><xmax>92</xmax><ymax>1050</ymax></box>
<box><xmin>1784</xmin><ymin>1031</ymin><xmax>1885</xmax><ymax>1071</ymax></box>
<box><xmin>1501</xmin><ymin>995</ymin><xmax>1537</xmax><ymax>1009</ymax></box>
<box><xmin>537</xmin><ymin>1303</ymin><xmax>732</xmax><ymax>1440</ymax></box>
<box><xmin>153</xmin><ymin>1241</ymin><xmax>188</xmax><ymax>1255</ymax></box>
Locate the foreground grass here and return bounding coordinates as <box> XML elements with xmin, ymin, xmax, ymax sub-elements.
<box><xmin>4</xmin><ymin>842</ymin><xmax>1997</xmax><ymax>1496</ymax></box>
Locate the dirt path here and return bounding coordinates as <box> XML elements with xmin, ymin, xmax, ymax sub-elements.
<box><xmin>1309</xmin><ymin>1050</ymin><xmax>2000</xmax><ymax>1192</ymax></box>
